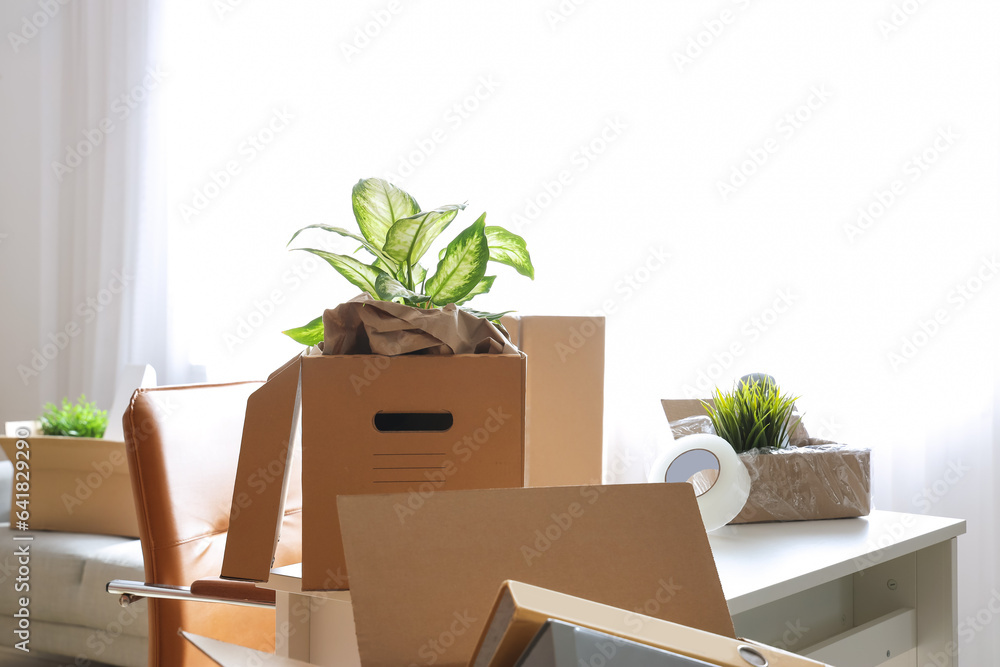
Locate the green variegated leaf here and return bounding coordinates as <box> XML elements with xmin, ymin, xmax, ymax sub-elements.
<box><xmin>456</xmin><ymin>275</ymin><xmax>495</xmax><ymax>305</ymax></box>
<box><xmin>374</xmin><ymin>273</ymin><xmax>429</xmax><ymax>305</ymax></box>
<box><xmin>288</xmin><ymin>224</ymin><xmax>397</xmax><ymax>269</ymax></box>
<box><xmin>352</xmin><ymin>178</ymin><xmax>420</xmax><ymax>249</ymax></box>
<box><xmin>459</xmin><ymin>306</ymin><xmax>515</xmax><ymax>321</ymax></box>
<box><xmin>295</xmin><ymin>248</ymin><xmax>389</xmax><ymax>298</ymax></box>
<box><xmin>282</xmin><ymin>315</ymin><xmax>324</xmax><ymax>346</ymax></box>
<box><xmin>485</xmin><ymin>225</ymin><xmax>535</xmax><ymax>279</ymax></box>
<box><xmin>373</xmin><ymin>258</ymin><xmax>396</xmax><ymax>276</ymax></box>
<box><xmin>412</xmin><ymin>263</ymin><xmax>427</xmax><ymax>288</ymax></box>
<box><xmin>383</xmin><ymin>204</ymin><xmax>466</xmax><ymax>267</ymax></box>
<box><xmin>425</xmin><ymin>214</ymin><xmax>490</xmax><ymax>306</ymax></box>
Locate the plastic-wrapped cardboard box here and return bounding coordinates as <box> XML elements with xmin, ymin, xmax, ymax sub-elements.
<box><xmin>661</xmin><ymin>399</ymin><xmax>871</xmax><ymax>523</ymax></box>
<box><xmin>501</xmin><ymin>315</ymin><xmax>605</xmax><ymax>487</ymax></box>
<box><xmin>221</xmin><ymin>346</ymin><xmax>526</xmax><ymax>591</ymax></box>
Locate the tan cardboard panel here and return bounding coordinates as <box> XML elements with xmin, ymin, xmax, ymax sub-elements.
<box><xmin>301</xmin><ymin>352</ymin><xmax>526</xmax><ymax>590</ymax></box>
<box><xmin>338</xmin><ymin>483</ymin><xmax>735</xmax><ymax>667</ymax></box>
<box><xmin>502</xmin><ymin>315</ymin><xmax>605</xmax><ymax>488</ymax></box>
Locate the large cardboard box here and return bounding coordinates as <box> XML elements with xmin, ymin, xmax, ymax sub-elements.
<box><xmin>337</xmin><ymin>483</ymin><xmax>736</xmax><ymax>667</ymax></box>
<box><xmin>0</xmin><ymin>435</ymin><xmax>139</xmax><ymax>537</ymax></box>
<box><xmin>661</xmin><ymin>399</ymin><xmax>871</xmax><ymax>523</ymax></box>
<box><xmin>501</xmin><ymin>315</ymin><xmax>605</xmax><ymax>487</ymax></box>
<box><xmin>222</xmin><ymin>348</ymin><xmax>526</xmax><ymax>590</ymax></box>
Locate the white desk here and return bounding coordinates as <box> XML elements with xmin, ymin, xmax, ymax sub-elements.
<box><xmin>261</xmin><ymin>510</ymin><xmax>965</xmax><ymax>667</ymax></box>
<box><xmin>711</xmin><ymin>511</ymin><xmax>965</xmax><ymax>666</ymax></box>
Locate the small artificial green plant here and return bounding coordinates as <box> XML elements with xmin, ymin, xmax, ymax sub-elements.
<box><xmin>39</xmin><ymin>395</ymin><xmax>108</xmax><ymax>439</ymax></box>
<box><xmin>702</xmin><ymin>377</ymin><xmax>801</xmax><ymax>454</ymax></box>
<box><xmin>283</xmin><ymin>178</ymin><xmax>534</xmax><ymax>346</ymax></box>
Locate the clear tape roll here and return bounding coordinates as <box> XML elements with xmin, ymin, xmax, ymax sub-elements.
<box><xmin>648</xmin><ymin>434</ymin><xmax>751</xmax><ymax>532</ymax></box>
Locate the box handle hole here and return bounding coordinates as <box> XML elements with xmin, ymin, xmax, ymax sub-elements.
<box><xmin>373</xmin><ymin>412</ymin><xmax>453</xmax><ymax>432</ymax></box>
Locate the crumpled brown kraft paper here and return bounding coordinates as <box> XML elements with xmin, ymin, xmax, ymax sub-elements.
<box><xmin>322</xmin><ymin>295</ymin><xmax>517</xmax><ymax>356</ymax></box>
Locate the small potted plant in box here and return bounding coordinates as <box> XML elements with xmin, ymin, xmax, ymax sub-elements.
<box><xmin>664</xmin><ymin>376</ymin><xmax>872</xmax><ymax>524</ymax></box>
<box><xmin>0</xmin><ymin>395</ymin><xmax>139</xmax><ymax>537</ymax></box>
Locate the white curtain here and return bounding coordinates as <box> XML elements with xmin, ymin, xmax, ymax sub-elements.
<box><xmin>30</xmin><ymin>0</ymin><xmax>178</xmax><ymax>409</ymax></box>
<box><xmin>156</xmin><ymin>1</ymin><xmax>999</xmax><ymax>662</ymax></box>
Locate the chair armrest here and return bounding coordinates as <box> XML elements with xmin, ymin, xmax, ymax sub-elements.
<box><xmin>107</xmin><ymin>579</ymin><xmax>274</xmax><ymax>608</ymax></box>
<box><xmin>190</xmin><ymin>577</ymin><xmax>276</xmax><ymax>604</ymax></box>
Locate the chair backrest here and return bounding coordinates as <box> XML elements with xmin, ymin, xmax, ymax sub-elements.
<box><xmin>123</xmin><ymin>382</ymin><xmax>303</xmax><ymax>667</ymax></box>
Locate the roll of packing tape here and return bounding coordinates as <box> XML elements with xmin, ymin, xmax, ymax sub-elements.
<box><xmin>648</xmin><ymin>434</ymin><xmax>751</xmax><ymax>532</ymax></box>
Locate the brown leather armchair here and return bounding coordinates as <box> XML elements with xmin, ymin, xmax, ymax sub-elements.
<box><xmin>112</xmin><ymin>382</ymin><xmax>303</xmax><ymax>667</ymax></box>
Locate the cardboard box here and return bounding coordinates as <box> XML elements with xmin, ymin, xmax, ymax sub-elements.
<box><xmin>660</xmin><ymin>399</ymin><xmax>871</xmax><ymax>523</ymax></box>
<box><xmin>337</xmin><ymin>483</ymin><xmax>735</xmax><ymax>667</ymax></box>
<box><xmin>222</xmin><ymin>348</ymin><xmax>526</xmax><ymax>591</ymax></box>
<box><xmin>501</xmin><ymin>315</ymin><xmax>605</xmax><ymax>487</ymax></box>
<box><xmin>0</xmin><ymin>435</ymin><xmax>139</xmax><ymax>537</ymax></box>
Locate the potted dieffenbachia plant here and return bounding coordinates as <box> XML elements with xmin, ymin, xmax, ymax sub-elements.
<box><xmin>283</xmin><ymin>178</ymin><xmax>534</xmax><ymax>346</ymax></box>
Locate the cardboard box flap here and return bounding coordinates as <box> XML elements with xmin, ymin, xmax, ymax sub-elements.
<box><xmin>221</xmin><ymin>354</ymin><xmax>302</xmax><ymax>582</ymax></box>
<box><xmin>661</xmin><ymin>399</ymin><xmax>711</xmax><ymax>424</ymax></box>
<box><xmin>338</xmin><ymin>483</ymin><xmax>735</xmax><ymax>667</ymax></box>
